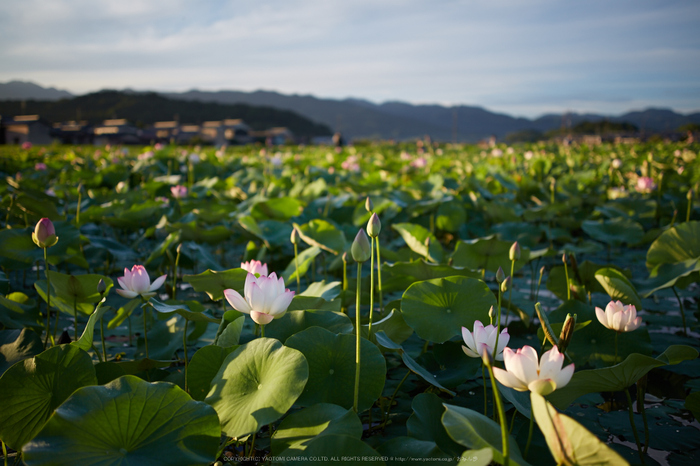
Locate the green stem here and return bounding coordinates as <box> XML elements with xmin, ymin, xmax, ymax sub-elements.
<box><xmin>505</xmin><ymin>259</ymin><xmax>515</xmax><ymax>324</ymax></box>
<box><xmin>368</xmin><ymin>237</ymin><xmax>375</xmax><ymax>337</ymax></box>
<box><xmin>248</xmin><ymin>432</ymin><xmax>256</xmax><ymax>457</ymax></box>
<box><xmin>2</xmin><ymin>439</ymin><xmax>7</xmax><ymax>466</ymax></box>
<box><xmin>73</xmin><ymin>296</ymin><xmax>78</xmax><ymax>341</ymax></box>
<box><xmin>638</xmin><ymin>375</ymin><xmax>650</xmax><ymax>455</ymax></box>
<box><xmin>76</xmin><ymin>185</ymin><xmax>82</xmax><ymax>226</ymax></box>
<box><xmin>615</xmin><ymin>332</ymin><xmax>619</xmax><ymax>364</ymax></box>
<box><xmin>492</xmin><ymin>288</ymin><xmax>503</xmax><ymax>362</ymax></box>
<box><xmin>294</xmin><ymin>243</ymin><xmax>301</xmax><ymax>292</ymax></box>
<box><xmin>382</xmin><ymin>370</ymin><xmax>410</xmax><ymax>430</ymax></box>
<box><xmin>524</xmin><ymin>404</ymin><xmax>534</xmax><ymax>459</ymax></box>
<box><xmin>671</xmin><ymin>286</ymin><xmax>688</xmax><ymax>337</ymax></box>
<box><xmin>376</xmin><ymin>237</ymin><xmax>383</xmax><ymax>312</ymax></box>
<box><xmin>535</xmin><ymin>267</ymin><xmax>544</xmax><ymax>303</ymax></box>
<box><xmin>42</xmin><ymin>248</ymin><xmax>51</xmax><ymax>348</ymax></box>
<box><xmin>143</xmin><ymin>303</ymin><xmax>150</xmax><ymax>359</ymax></box>
<box><xmin>482</xmin><ymin>364</ymin><xmax>488</xmax><ymax>416</ymax></box>
<box><xmin>687</xmin><ymin>189</ymin><xmax>692</xmax><ymax>222</ymax></box>
<box><xmin>100</xmin><ymin>317</ymin><xmax>107</xmax><ymax>362</ymax></box>
<box><xmin>625</xmin><ymin>388</ymin><xmax>645</xmax><ymax>465</ymax></box>
<box><xmin>261</xmin><ymin>324</ymin><xmax>265</xmax><ymax>338</ymax></box>
<box><xmin>128</xmin><ymin>313</ymin><xmax>133</xmax><ymax>347</ymax></box>
<box><xmin>183</xmin><ymin>319</ymin><xmax>189</xmax><ymax>393</ymax></box>
<box><xmin>563</xmin><ymin>257</ymin><xmax>571</xmax><ymax>301</ymax></box>
<box><xmin>354</xmin><ymin>262</ymin><xmax>362</xmax><ymax>413</ymax></box>
<box><xmin>485</xmin><ymin>360</ymin><xmax>510</xmax><ymax>466</ymax></box>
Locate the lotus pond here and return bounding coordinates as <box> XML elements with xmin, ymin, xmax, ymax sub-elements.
<box><xmin>0</xmin><ymin>141</ymin><xmax>699</xmax><ymax>466</ymax></box>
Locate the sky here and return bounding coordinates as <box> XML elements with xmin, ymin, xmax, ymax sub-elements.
<box><xmin>1</xmin><ymin>0</ymin><xmax>699</xmax><ymax>118</ymax></box>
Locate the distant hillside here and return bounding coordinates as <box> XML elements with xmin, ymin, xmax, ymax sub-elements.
<box><xmin>4</xmin><ymin>81</ymin><xmax>700</xmax><ymax>142</ymax></box>
<box><xmin>0</xmin><ymin>91</ymin><xmax>332</xmax><ymax>138</ymax></box>
<box><xmin>0</xmin><ymin>80</ymin><xmax>73</xmax><ymax>101</ymax></box>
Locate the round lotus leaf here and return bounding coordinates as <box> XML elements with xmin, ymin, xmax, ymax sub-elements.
<box><xmin>285</xmin><ymin>326</ymin><xmax>386</xmax><ymax>412</ymax></box>
<box><xmin>294</xmin><ymin>219</ymin><xmax>347</xmax><ymax>255</ymax></box>
<box><xmin>581</xmin><ymin>218</ymin><xmax>644</xmax><ymax>246</ymax></box>
<box><xmin>646</xmin><ymin>221</ymin><xmax>700</xmax><ymax>269</ymax></box>
<box><xmin>271</xmin><ymin>403</ymin><xmax>362</xmax><ymax>455</ymax></box>
<box><xmin>400</xmin><ymin>276</ymin><xmax>496</xmax><ymax>343</ymax></box>
<box><xmin>0</xmin><ymin>344</ymin><xmax>96</xmax><ymax>450</ymax></box>
<box><xmin>22</xmin><ymin>375</ymin><xmax>220</xmax><ymax>466</ymax></box>
<box><xmin>205</xmin><ymin>337</ymin><xmax>308</xmax><ymax>439</ymax></box>
<box><xmin>187</xmin><ymin>344</ymin><xmax>237</xmax><ymax>401</ymax></box>
<box><xmin>451</xmin><ymin>237</ymin><xmax>531</xmax><ymax>274</ymax></box>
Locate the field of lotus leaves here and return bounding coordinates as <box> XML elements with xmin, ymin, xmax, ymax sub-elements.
<box><xmin>0</xmin><ymin>140</ymin><xmax>699</xmax><ymax>466</ymax></box>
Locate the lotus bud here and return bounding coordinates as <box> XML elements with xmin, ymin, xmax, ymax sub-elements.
<box><xmin>32</xmin><ymin>218</ymin><xmax>58</xmax><ymax>248</ymax></box>
<box><xmin>97</xmin><ymin>278</ymin><xmax>107</xmax><ymax>295</ymax></box>
<box><xmin>481</xmin><ymin>347</ymin><xmax>494</xmax><ymax>367</ymax></box>
<box><xmin>496</xmin><ymin>266</ymin><xmax>505</xmax><ymax>284</ymax></box>
<box><xmin>688</xmin><ymin>188</ymin><xmax>693</xmax><ymax>200</ymax></box>
<box><xmin>562</xmin><ymin>253</ymin><xmax>567</xmax><ymax>264</ymax></box>
<box><xmin>488</xmin><ymin>305</ymin><xmax>495</xmax><ymax>325</ymax></box>
<box><xmin>290</xmin><ymin>227</ymin><xmax>300</xmax><ymax>245</ymax></box>
<box><xmin>367</xmin><ymin>212</ymin><xmax>381</xmax><ymax>238</ymax></box>
<box><xmin>500</xmin><ymin>276</ymin><xmax>511</xmax><ymax>293</ymax></box>
<box><xmin>558</xmin><ymin>313</ymin><xmax>576</xmax><ymax>354</ymax></box>
<box><xmin>509</xmin><ymin>241</ymin><xmax>520</xmax><ymax>261</ymax></box>
<box><xmin>342</xmin><ymin>251</ymin><xmax>349</xmax><ymax>263</ymax></box>
<box><xmin>351</xmin><ymin>229</ymin><xmax>371</xmax><ymax>263</ymax></box>
<box><xmin>365</xmin><ymin>196</ymin><xmax>374</xmax><ymax>212</ymax></box>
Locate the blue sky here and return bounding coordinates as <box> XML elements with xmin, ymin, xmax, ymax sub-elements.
<box><xmin>1</xmin><ymin>0</ymin><xmax>698</xmax><ymax>118</ymax></box>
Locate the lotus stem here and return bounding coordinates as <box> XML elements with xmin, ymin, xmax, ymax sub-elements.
<box><xmin>142</xmin><ymin>303</ymin><xmax>150</xmax><ymax>359</ymax></box>
<box><xmin>505</xmin><ymin>259</ymin><xmax>515</xmax><ymax>324</ymax></box>
<box><xmin>261</xmin><ymin>324</ymin><xmax>265</xmax><ymax>338</ymax></box>
<box><xmin>294</xmin><ymin>243</ymin><xmax>301</xmax><ymax>292</ymax></box>
<box><xmin>482</xmin><ymin>364</ymin><xmax>488</xmax><ymax>416</ymax></box>
<box><xmin>492</xmin><ymin>286</ymin><xmax>503</xmax><ymax>362</ymax></box>
<box><xmin>368</xmin><ymin>237</ymin><xmax>375</xmax><ymax>337</ymax></box>
<box><xmin>42</xmin><ymin>247</ymin><xmax>52</xmax><ymax>348</ymax></box>
<box><xmin>615</xmin><ymin>332</ymin><xmax>619</xmax><ymax>364</ymax></box>
<box><xmin>671</xmin><ymin>286</ymin><xmax>688</xmax><ymax>337</ymax></box>
<box><xmin>171</xmin><ymin>244</ymin><xmax>181</xmax><ymax>300</ymax></box>
<box><xmin>625</xmin><ymin>388</ymin><xmax>645</xmax><ymax>465</ymax></box>
<box><xmin>100</xmin><ymin>317</ymin><xmax>107</xmax><ymax>362</ymax></box>
<box><xmin>73</xmin><ymin>296</ymin><xmax>78</xmax><ymax>341</ymax></box>
<box><xmin>382</xmin><ymin>369</ymin><xmax>410</xmax><ymax>430</ymax></box>
<box><xmin>354</xmin><ymin>261</ymin><xmax>362</xmax><ymax>413</ymax></box>
<box><xmin>563</xmin><ymin>254</ymin><xmax>571</xmax><ymax>301</ymax></box>
<box><xmin>376</xmin><ymin>237</ymin><xmax>383</xmax><ymax>312</ymax></box>
<box><xmin>183</xmin><ymin>318</ymin><xmax>189</xmax><ymax>393</ymax></box>
<box><xmin>638</xmin><ymin>375</ymin><xmax>650</xmax><ymax>455</ymax></box>
<box><xmin>535</xmin><ymin>266</ymin><xmax>545</xmax><ymax>303</ymax></box>
<box><xmin>687</xmin><ymin>188</ymin><xmax>693</xmax><ymax>222</ymax></box>
<box><xmin>76</xmin><ymin>183</ymin><xmax>82</xmax><ymax>226</ymax></box>
<box><xmin>524</xmin><ymin>402</ymin><xmax>534</xmax><ymax>459</ymax></box>
<box><xmin>2</xmin><ymin>439</ymin><xmax>7</xmax><ymax>466</ymax></box>
<box><xmin>128</xmin><ymin>313</ymin><xmax>133</xmax><ymax>347</ymax></box>
<box><xmin>484</xmin><ymin>355</ymin><xmax>510</xmax><ymax>466</ymax></box>
<box><xmin>248</xmin><ymin>432</ymin><xmax>256</xmax><ymax>458</ymax></box>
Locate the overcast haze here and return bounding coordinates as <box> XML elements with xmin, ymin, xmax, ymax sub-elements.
<box><xmin>1</xmin><ymin>0</ymin><xmax>699</xmax><ymax>118</ymax></box>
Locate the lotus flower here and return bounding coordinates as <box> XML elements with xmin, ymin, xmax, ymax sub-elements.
<box><xmin>116</xmin><ymin>265</ymin><xmax>167</xmax><ymax>299</ymax></box>
<box><xmin>224</xmin><ymin>272</ymin><xmax>295</xmax><ymax>325</ymax></box>
<box><xmin>170</xmin><ymin>185</ymin><xmax>187</xmax><ymax>199</ymax></box>
<box><xmin>462</xmin><ymin>320</ymin><xmax>510</xmax><ymax>361</ymax></box>
<box><xmin>493</xmin><ymin>345</ymin><xmax>574</xmax><ymax>396</ymax></box>
<box><xmin>636</xmin><ymin>176</ymin><xmax>656</xmax><ymax>193</ymax></box>
<box><xmin>241</xmin><ymin>260</ymin><xmax>268</xmax><ymax>277</ymax></box>
<box><xmin>32</xmin><ymin>218</ymin><xmax>58</xmax><ymax>248</ymax></box>
<box><xmin>595</xmin><ymin>300</ymin><xmax>642</xmax><ymax>333</ymax></box>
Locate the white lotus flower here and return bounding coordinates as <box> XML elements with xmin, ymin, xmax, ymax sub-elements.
<box><xmin>240</xmin><ymin>260</ymin><xmax>268</xmax><ymax>277</ymax></box>
<box><xmin>224</xmin><ymin>272</ymin><xmax>295</xmax><ymax>325</ymax></box>
<box><xmin>116</xmin><ymin>265</ymin><xmax>166</xmax><ymax>299</ymax></box>
<box><xmin>462</xmin><ymin>320</ymin><xmax>510</xmax><ymax>361</ymax></box>
<box><xmin>595</xmin><ymin>300</ymin><xmax>642</xmax><ymax>333</ymax></box>
<box><xmin>493</xmin><ymin>345</ymin><xmax>574</xmax><ymax>396</ymax></box>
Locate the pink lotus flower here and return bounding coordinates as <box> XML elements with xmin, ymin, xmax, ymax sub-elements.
<box><xmin>32</xmin><ymin>218</ymin><xmax>58</xmax><ymax>248</ymax></box>
<box><xmin>462</xmin><ymin>320</ymin><xmax>510</xmax><ymax>361</ymax></box>
<box><xmin>224</xmin><ymin>272</ymin><xmax>295</xmax><ymax>325</ymax></box>
<box><xmin>170</xmin><ymin>185</ymin><xmax>187</xmax><ymax>199</ymax></box>
<box><xmin>410</xmin><ymin>157</ymin><xmax>427</xmax><ymax>168</ymax></box>
<box><xmin>116</xmin><ymin>265</ymin><xmax>167</xmax><ymax>299</ymax></box>
<box><xmin>21</xmin><ymin>142</ymin><xmax>32</xmax><ymax>150</ymax></box>
<box><xmin>636</xmin><ymin>177</ymin><xmax>656</xmax><ymax>193</ymax></box>
<box><xmin>35</xmin><ymin>162</ymin><xmax>47</xmax><ymax>170</ymax></box>
<box><xmin>493</xmin><ymin>345</ymin><xmax>574</xmax><ymax>396</ymax></box>
<box><xmin>595</xmin><ymin>300</ymin><xmax>642</xmax><ymax>333</ymax></box>
<box><xmin>241</xmin><ymin>260</ymin><xmax>268</xmax><ymax>276</ymax></box>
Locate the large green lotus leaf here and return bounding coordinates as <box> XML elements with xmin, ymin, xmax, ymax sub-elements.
<box><xmin>34</xmin><ymin>272</ymin><xmax>114</xmax><ymax>316</ymax></box>
<box><xmin>136</xmin><ymin>314</ymin><xmax>203</xmax><ymax>361</ymax></box>
<box><xmin>279</xmin><ymin>434</ymin><xmax>385</xmax><ymax>465</ymax></box>
<box><xmin>406</xmin><ymin>393</ymin><xmax>464</xmax><ymax>457</ymax></box>
<box><xmin>375</xmin><ymin>331</ymin><xmax>454</xmax><ymax>395</ymax></box>
<box><xmin>294</xmin><ymin>219</ymin><xmax>346</xmax><ymax>255</ymax></box>
<box><xmin>285</xmin><ymin>327</ymin><xmax>385</xmax><ymax>412</ymax></box>
<box><xmin>84</xmin><ymin>234</ymin><xmax>139</xmax><ymax>261</ymax></box>
<box><xmin>282</xmin><ymin>246</ymin><xmax>322</xmax><ymax>284</ymax></box>
<box><xmin>300</xmin><ymin>280</ymin><xmax>342</xmax><ymax>300</ymax></box>
<box><xmin>271</xmin><ymin>403</ymin><xmax>362</xmax><ymax>455</ymax></box>
<box><xmin>490</xmin><ymin>222</ymin><xmax>543</xmax><ymax>249</ymax></box>
<box><xmin>581</xmin><ymin>218</ymin><xmax>644</xmax><ymax>246</ymax></box>
<box><xmin>375</xmin><ymin>437</ymin><xmax>453</xmax><ymax>465</ymax></box>
<box><xmin>531</xmin><ymin>392</ymin><xmax>626</xmax><ymax>465</ymax></box>
<box><xmin>187</xmin><ymin>345</ymin><xmax>237</xmax><ymax>401</ymax></box>
<box><xmin>436</xmin><ymin>199</ymin><xmax>467</xmax><ymax>232</ymax></box>
<box><xmin>0</xmin><ymin>344</ymin><xmax>96</xmax><ymax>450</ymax></box>
<box><xmin>547</xmin><ymin>301</ymin><xmax>651</xmax><ymax>367</ymax></box>
<box><xmin>266</xmin><ymin>310</ymin><xmax>353</xmax><ymax>343</ymax></box>
<box><xmin>182</xmin><ymin>267</ymin><xmax>248</xmax><ymax>301</ymax></box>
<box><xmin>0</xmin><ymin>292</ymin><xmax>42</xmax><ymax>329</ymax></box>
<box><xmin>637</xmin><ymin>259</ymin><xmax>700</xmax><ymax>297</ymax></box>
<box><xmin>0</xmin><ymin>328</ymin><xmax>43</xmax><ymax>376</ymax></box>
<box><xmin>646</xmin><ymin>221</ymin><xmax>700</xmax><ymax>269</ymax></box>
<box><xmin>22</xmin><ymin>375</ymin><xmax>221</xmax><ymax>466</ymax></box>
<box><xmin>547</xmin><ymin>345</ymin><xmax>698</xmax><ymax>409</ymax></box>
<box><xmin>451</xmin><ymin>236</ymin><xmax>531</xmax><ymax>274</ymax></box>
<box><xmin>441</xmin><ymin>403</ymin><xmax>530</xmax><ymax>466</ymax></box>
<box><xmin>595</xmin><ymin>267</ymin><xmax>642</xmax><ymax>309</ymax></box>
<box><xmin>252</xmin><ymin>197</ymin><xmax>304</xmax><ymax>221</ymax></box>
<box><xmin>401</xmin><ymin>276</ymin><xmax>496</xmax><ymax>343</ymax></box>
<box><xmin>0</xmin><ymin>225</ymin><xmax>81</xmax><ymax>270</ymax></box>
<box><xmin>392</xmin><ymin>223</ymin><xmax>444</xmax><ymax>263</ymax></box>
<box><xmin>686</xmin><ymin>391</ymin><xmax>700</xmax><ymax>421</ymax></box>
<box><xmin>205</xmin><ymin>338</ymin><xmax>308</xmax><ymax>438</ymax></box>
<box><xmin>382</xmin><ymin>260</ymin><xmax>480</xmax><ymax>294</ymax></box>
<box><xmin>215</xmin><ymin>316</ymin><xmax>245</xmax><ymax>347</ymax></box>
<box><xmin>171</xmin><ymin>222</ymin><xmax>234</xmax><ymax>245</ymax></box>
<box><xmin>239</xmin><ymin>214</ymin><xmax>270</xmax><ymax>247</ymax></box>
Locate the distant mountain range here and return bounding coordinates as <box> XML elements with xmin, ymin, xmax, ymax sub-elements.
<box><xmin>2</xmin><ymin>80</ymin><xmax>699</xmax><ymax>142</ymax></box>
